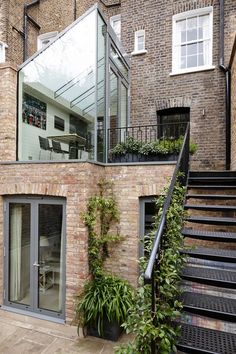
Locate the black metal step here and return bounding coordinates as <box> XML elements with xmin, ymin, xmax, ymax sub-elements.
<box><xmin>182</xmin><ymin>228</ymin><xmax>236</xmax><ymax>242</ymax></box>
<box><xmin>188</xmin><ymin>185</ymin><xmax>236</xmax><ymax>189</ymax></box>
<box><xmin>186</xmin><ymin>194</ymin><xmax>236</xmax><ymax>200</ymax></box>
<box><xmin>185</xmin><ymin>216</ymin><xmax>236</xmax><ymax>225</ymax></box>
<box><xmin>184</xmin><ymin>204</ymin><xmax>236</xmax><ymax>212</ymax></box>
<box><xmin>181</xmin><ymin>266</ymin><xmax>236</xmax><ymax>288</ymax></box>
<box><xmin>177</xmin><ymin>323</ymin><xmax>236</xmax><ymax>354</ymax></box>
<box><xmin>190</xmin><ymin>170</ymin><xmax>236</xmax><ymax>178</ymax></box>
<box><xmin>181</xmin><ymin>247</ymin><xmax>236</xmax><ymax>262</ymax></box>
<box><xmin>181</xmin><ymin>292</ymin><xmax>236</xmax><ymax>322</ymax></box>
<box><xmin>188</xmin><ymin>177</ymin><xmax>236</xmax><ymax>185</ymax></box>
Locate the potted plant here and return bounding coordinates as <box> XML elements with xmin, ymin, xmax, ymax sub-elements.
<box><xmin>77</xmin><ymin>274</ymin><xmax>134</xmax><ymax>341</ymax></box>
<box><xmin>109</xmin><ymin>136</ymin><xmax>142</xmax><ymax>162</ymax></box>
<box><xmin>77</xmin><ymin>179</ymin><xmax>134</xmax><ymax>341</ymax></box>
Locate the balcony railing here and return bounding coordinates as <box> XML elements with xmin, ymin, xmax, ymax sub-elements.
<box><xmin>107</xmin><ymin>122</ymin><xmax>188</xmax><ymax>163</ymax></box>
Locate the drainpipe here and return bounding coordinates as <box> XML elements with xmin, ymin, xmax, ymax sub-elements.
<box><xmin>219</xmin><ymin>0</ymin><xmax>231</xmax><ymax>170</ymax></box>
<box><xmin>74</xmin><ymin>0</ymin><xmax>77</xmax><ymax>20</ymax></box>
<box><xmin>23</xmin><ymin>0</ymin><xmax>41</xmax><ymax>61</ymax></box>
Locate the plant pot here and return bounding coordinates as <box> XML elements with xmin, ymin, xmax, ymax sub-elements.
<box><xmin>110</xmin><ymin>153</ymin><xmax>140</xmax><ymax>163</ymax></box>
<box><xmin>87</xmin><ymin>318</ymin><xmax>123</xmax><ymax>341</ymax></box>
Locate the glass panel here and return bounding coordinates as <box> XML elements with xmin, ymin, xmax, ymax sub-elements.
<box><xmin>181</xmin><ymin>45</ymin><xmax>186</xmax><ymax>56</ymax></box>
<box><xmin>38</xmin><ymin>204</ymin><xmax>63</xmax><ymax>313</ymax></box>
<box><xmin>120</xmin><ymin>83</ymin><xmax>128</xmax><ymax>128</ymax></box>
<box><xmin>187</xmin><ymin>55</ymin><xmax>197</xmax><ymax>68</ymax></box>
<box><xmin>187</xmin><ymin>43</ymin><xmax>197</xmax><ymax>55</ymax></box>
<box><xmin>110</xmin><ymin>46</ymin><xmax>128</xmax><ymax>80</ymax></box>
<box><xmin>187</xmin><ymin>17</ymin><xmax>197</xmax><ymax>29</ymax></box>
<box><xmin>181</xmin><ymin>56</ymin><xmax>186</xmax><ymax>69</ymax></box>
<box><xmin>109</xmin><ymin>69</ymin><xmax>119</xmax><ymax>147</ymax></box>
<box><xmin>18</xmin><ymin>10</ymin><xmax>97</xmax><ymax>161</ymax></box>
<box><xmin>9</xmin><ymin>203</ymin><xmax>30</xmax><ymax>305</ymax></box>
<box><xmin>97</xmin><ymin>14</ymin><xmax>106</xmax><ymax>163</ymax></box>
<box><xmin>176</xmin><ymin>19</ymin><xmax>186</xmax><ymax>43</ymax></box>
<box><xmin>187</xmin><ymin>28</ymin><xmax>197</xmax><ymax>41</ymax></box>
<box><xmin>137</xmin><ymin>35</ymin><xmax>145</xmax><ymax>51</ymax></box>
<box><xmin>198</xmin><ymin>54</ymin><xmax>204</xmax><ymax>66</ymax></box>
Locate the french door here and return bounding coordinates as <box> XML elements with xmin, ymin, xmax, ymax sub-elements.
<box><xmin>4</xmin><ymin>197</ymin><xmax>66</xmax><ymax>320</ymax></box>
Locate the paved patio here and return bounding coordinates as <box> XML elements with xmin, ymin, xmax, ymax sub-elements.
<box><xmin>0</xmin><ymin>309</ymin><xmax>131</xmax><ymax>353</ymax></box>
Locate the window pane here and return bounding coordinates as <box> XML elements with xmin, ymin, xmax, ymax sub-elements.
<box><xmin>187</xmin><ymin>55</ymin><xmax>197</xmax><ymax>68</ymax></box>
<box><xmin>120</xmin><ymin>83</ymin><xmax>128</xmax><ymax>128</ymax></box>
<box><xmin>187</xmin><ymin>28</ymin><xmax>197</xmax><ymax>41</ymax></box>
<box><xmin>187</xmin><ymin>43</ymin><xmax>197</xmax><ymax>55</ymax></box>
<box><xmin>187</xmin><ymin>17</ymin><xmax>197</xmax><ymax>29</ymax></box>
<box><xmin>38</xmin><ymin>204</ymin><xmax>64</xmax><ymax>313</ymax></box>
<box><xmin>137</xmin><ymin>35</ymin><xmax>145</xmax><ymax>51</ymax></box>
<box><xmin>199</xmin><ymin>14</ymin><xmax>209</xmax><ymax>27</ymax></box>
<box><xmin>181</xmin><ymin>57</ymin><xmax>186</xmax><ymax>69</ymax></box>
<box><xmin>176</xmin><ymin>20</ymin><xmax>186</xmax><ymax>43</ymax></box>
<box><xmin>198</xmin><ymin>54</ymin><xmax>204</xmax><ymax>66</ymax></box>
<box><xmin>181</xmin><ymin>30</ymin><xmax>186</xmax><ymax>43</ymax></box>
<box><xmin>181</xmin><ymin>45</ymin><xmax>186</xmax><ymax>56</ymax></box>
<box><xmin>9</xmin><ymin>203</ymin><xmax>31</xmax><ymax>305</ymax></box>
<box><xmin>198</xmin><ymin>41</ymin><xmax>203</xmax><ymax>53</ymax></box>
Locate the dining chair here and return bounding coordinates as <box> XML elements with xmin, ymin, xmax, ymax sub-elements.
<box><xmin>38</xmin><ymin>136</ymin><xmax>53</xmax><ymax>159</ymax></box>
<box><xmin>52</xmin><ymin>140</ymin><xmax>69</xmax><ymax>158</ymax></box>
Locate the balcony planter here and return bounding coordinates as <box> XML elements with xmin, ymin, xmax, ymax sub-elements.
<box><xmin>110</xmin><ymin>153</ymin><xmax>140</xmax><ymax>163</ymax></box>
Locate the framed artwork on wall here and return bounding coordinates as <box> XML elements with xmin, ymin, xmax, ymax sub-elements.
<box><xmin>22</xmin><ymin>93</ymin><xmax>47</xmax><ymax>130</ymax></box>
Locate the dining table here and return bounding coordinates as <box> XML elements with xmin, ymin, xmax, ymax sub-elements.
<box><xmin>47</xmin><ymin>133</ymin><xmax>86</xmax><ymax>159</ymax></box>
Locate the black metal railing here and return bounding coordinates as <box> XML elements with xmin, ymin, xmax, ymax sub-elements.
<box><xmin>107</xmin><ymin>122</ymin><xmax>188</xmax><ymax>163</ymax></box>
<box><xmin>143</xmin><ymin>123</ymin><xmax>190</xmax><ymax>353</ymax></box>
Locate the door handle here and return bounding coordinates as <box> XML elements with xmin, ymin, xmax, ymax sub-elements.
<box><xmin>33</xmin><ymin>262</ymin><xmax>40</xmax><ymax>267</ymax></box>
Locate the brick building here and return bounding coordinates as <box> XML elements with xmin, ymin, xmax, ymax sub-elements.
<box><xmin>0</xmin><ymin>0</ymin><xmax>235</xmax><ymax>325</ymax></box>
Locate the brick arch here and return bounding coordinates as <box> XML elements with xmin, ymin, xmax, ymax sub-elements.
<box><xmin>155</xmin><ymin>96</ymin><xmax>192</xmax><ymax>112</ymax></box>
<box><xmin>172</xmin><ymin>0</ymin><xmax>214</xmax><ymax>15</ymax></box>
<box><xmin>0</xmin><ymin>183</ymin><xmax>68</xmax><ymax>197</ymax></box>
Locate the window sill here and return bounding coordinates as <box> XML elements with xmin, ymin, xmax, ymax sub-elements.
<box><xmin>131</xmin><ymin>49</ymin><xmax>147</xmax><ymax>56</ymax></box>
<box><xmin>170</xmin><ymin>65</ymin><xmax>215</xmax><ymax>76</ymax></box>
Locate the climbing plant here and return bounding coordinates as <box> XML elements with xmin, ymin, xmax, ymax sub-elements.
<box><xmin>115</xmin><ymin>182</ymin><xmax>186</xmax><ymax>354</ymax></box>
<box><xmin>83</xmin><ymin>179</ymin><xmax>121</xmax><ymax>278</ymax></box>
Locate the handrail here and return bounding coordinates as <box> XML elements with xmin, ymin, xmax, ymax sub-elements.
<box><xmin>144</xmin><ymin>122</ymin><xmax>190</xmax><ymax>282</ymax></box>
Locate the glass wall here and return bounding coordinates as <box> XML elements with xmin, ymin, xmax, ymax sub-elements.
<box><xmin>18</xmin><ymin>6</ymin><xmax>130</xmax><ymax>163</ymax></box>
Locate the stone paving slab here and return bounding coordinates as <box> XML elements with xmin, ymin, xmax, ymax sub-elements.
<box><xmin>0</xmin><ymin>309</ymin><xmax>132</xmax><ymax>354</ymax></box>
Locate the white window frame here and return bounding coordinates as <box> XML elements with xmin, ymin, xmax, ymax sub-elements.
<box><xmin>171</xmin><ymin>6</ymin><xmax>214</xmax><ymax>75</ymax></box>
<box><xmin>110</xmin><ymin>14</ymin><xmax>121</xmax><ymax>41</ymax></box>
<box><xmin>0</xmin><ymin>41</ymin><xmax>8</xmax><ymax>63</ymax></box>
<box><xmin>131</xmin><ymin>29</ymin><xmax>147</xmax><ymax>56</ymax></box>
<box><xmin>37</xmin><ymin>31</ymin><xmax>58</xmax><ymax>50</ymax></box>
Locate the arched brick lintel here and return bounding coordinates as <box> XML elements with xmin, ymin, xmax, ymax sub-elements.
<box><xmin>155</xmin><ymin>96</ymin><xmax>192</xmax><ymax>112</ymax></box>
<box><xmin>0</xmin><ymin>183</ymin><xmax>68</xmax><ymax>197</ymax></box>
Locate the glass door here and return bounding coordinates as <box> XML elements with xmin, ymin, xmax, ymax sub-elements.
<box><xmin>4</xmin><ymin>198</ymin><xmax>66</xmax><ymax>319</ymax></box>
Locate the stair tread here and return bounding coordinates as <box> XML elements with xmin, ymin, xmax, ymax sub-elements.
<box><xmin>186</xmin><ymin>215</ymin><xmax>236</xmax><ymax>225</ymax></box>
<box><xmin>178</xmin><ymin>323</ymin><xmax>236</xmax><ymax>354</ymax></box>
<box><xmin>181</xmin><ymin>266</ymin><xmax>236</xmax><ymax>285</ymax></box>
<box><xmin>185</xmin><ymin>204</ymin><xmax>236</xmax><ymax>211</ymax></box>
<box><xmin>188</xmin><ymin>185</ymin><xmax>236</xmax><ymax>189</ymax></box>
<box><xmin>186</xmin><ymin>194</ymin><xmax>236</xmax><ymax>199</ymax></box>
<box><xmin>189</xmin><ymin>177</ymin><xmax>236</xmax><ymax>181</ymax></box>
<box><xmin>182</xmin><ymin>228</ymin><xmax>236</xmax><ymax>240</ymax></box>
<box><xmin>181</xmin><ymin>246</ymin><xmax>236</xmax><ymax>260</ymax></box>
<box><xmin>181</xmin><ymin>292</ymin><xmax>236</xmax><ymax>318</ymax></box>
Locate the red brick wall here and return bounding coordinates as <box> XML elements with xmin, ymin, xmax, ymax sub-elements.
<box><xmin>0</xmin><ymin>161</ymin><xmax>174</xmax><ymax>322</ymax></box>
<box><xmin>0</xmin><ymin>64</ymin><xmax>17</xmax><ymax>161</ymax></box>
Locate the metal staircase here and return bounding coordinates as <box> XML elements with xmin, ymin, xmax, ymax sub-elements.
<box><xmin>177</xmin><ymin>170</ymin><xmax>236</xmax><ymax>354</ymax></box>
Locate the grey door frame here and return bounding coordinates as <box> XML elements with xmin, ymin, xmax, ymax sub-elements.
<box><xmin>3</xmin><ymin>196</ymin><xmax>66</xmax><ymax>320</ymax></box>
